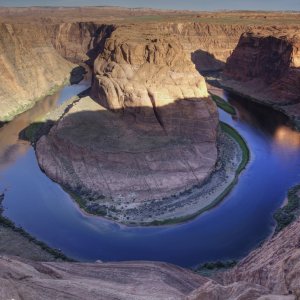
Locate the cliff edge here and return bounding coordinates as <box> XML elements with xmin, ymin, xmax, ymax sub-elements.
<box><xmin>223</xmin><ymin>29</ymin><xmax>300</xmax><ymax>128</ymax></box>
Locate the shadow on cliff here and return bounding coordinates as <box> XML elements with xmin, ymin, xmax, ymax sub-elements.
<box><xmin>191</xmin><ymin>49</ymin><xmax>225</xmax><ymax>76</ymax></box>
<box><xmin>19</xmin><ymin>95</ymin><xmax>218</xmax><ymax>149</ymax></box>
<box><xmin>18</xmin><ymin>86</ymin><xmax>92</xmax><ymax>144</ymax></box>
<box><xmin>226</xmin><ymin>90</ymin><xmax>294</xmax><ymax>135</ymax></box>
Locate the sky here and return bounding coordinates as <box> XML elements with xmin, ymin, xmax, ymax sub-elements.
<box><xmin>0</xmin><ymin>0</ymin><xmax>299</xmax><ymax>11</ymax></box>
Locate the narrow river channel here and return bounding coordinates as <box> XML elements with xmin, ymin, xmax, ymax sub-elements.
<box><xmin>1</xmin><ymin>81</ymin><xmax>300</xmax><ymax>267</ymax></box>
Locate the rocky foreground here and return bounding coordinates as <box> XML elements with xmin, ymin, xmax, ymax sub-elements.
<box><xmin>2</xmin><ymin>217</ymin><xmax>300</xmax><ymax>299</ymax></box>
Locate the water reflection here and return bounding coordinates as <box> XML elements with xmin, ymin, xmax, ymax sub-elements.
<box><xmin>274</xmin><ymin>125</ymin><xmax>300</xmax><ymax>149</ymax></box>
<box><xmin>0</xmin><ymin>92</ymin><xmax>60</xmax><ymax>170</ymax></box>
<box><xmin>0</xmin><ymin>79</ymin><xmax>90</xmax><ymax>171</ymax></box>
<box><xmin>222</xmin><ymin>91</ymin><xmax>300</xmax><ymax>152</ymax></box>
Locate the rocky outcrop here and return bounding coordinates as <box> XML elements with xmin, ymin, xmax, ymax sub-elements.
<box><xmin>221</xmin><ymin>217</ymin><xmax>300</xmax><ymax>298</ymax></box>
<box><xmin>48</xmin><ymin>22</ymin><xmax>116</xmax><ymax>64</ymax></box>
<box><xmin>3</xmin><ymin>213</ymin><xmax>300</xmax><ymax>299</ymax></box>
<box><xmin>223</xmin><ymin>30</ymin><xmax>300</xmax><ymax>128</ymax></box>
<box><xmin>91</xmin><ymin>25</ymin><xmax>209</xmax><ymax>111</ymax></box>
<box><xmin>33</xmin><ymin>21</ymin><xmax>227</xmax><ymax>225</ymax></box>
<box><xmin>0</xmin><ymin>23</ymin><xmax>74</xmax><ymax>121</ymax></box>
<box><xmin>0</xmin><ymin>258</ymin><xmax>207</xmax><ymax>300</ymax></box>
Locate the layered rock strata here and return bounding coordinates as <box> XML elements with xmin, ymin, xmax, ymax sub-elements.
<box><xmin>0</xmin><ymin>258</ymin><xmax>207</xmax><ymax>300</ymax></box>
<box><xmin>223</xmin><ymin>30</ymin><xmax>300</xmax><ymax>128</ymax></box>
<box><xmin>222</xmin><ymin>217</ymin><xmax>300</xmax><ymax>298</ymax></box>
<box><xmin>0</xmin><ymin>23</ymin><xmax>74</xmax><ymax>121</ymax></box>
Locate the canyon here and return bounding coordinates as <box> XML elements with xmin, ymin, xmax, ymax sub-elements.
<box><xmin>1</xmin><ymin>6</ymin><xmax>300</xmax><ymax>300</ymax></box>
<box><xmin>0</xmin><ymin>23</ymin><xmax>74</xmax><ymax>121</ymax></box>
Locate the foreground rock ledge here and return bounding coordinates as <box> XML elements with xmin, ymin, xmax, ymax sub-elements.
<box><xmin>3</xmin><ymin>210</ymin><xmax>300</xmax><ymax>299</ymax></box>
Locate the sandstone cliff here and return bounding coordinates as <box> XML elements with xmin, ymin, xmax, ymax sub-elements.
<box><xmin>48</xmin><ymin>22</ymin><xmax>115</xmax><ymax>64</ymax></box>
<box><xmin>2</xmin><ymin>8</ymin><xmax>300</xmax><ymax>123</ymax></box>
<box><xmin>0</xmin><ymin>23</ymin><xmax>74</xmax><ymax>121</ymax></box>
<box><xmin>158</xmin><ymin>23</ymin><xmax>251</xmax><ymax>72</ymax></box>
<box><xmin>91</xmin><ymin>25</ymin><xmax>209</xmax><ymax>110</ymax></box>
<box><xmin>223</xmin><ymin>30</ymin><xmax>300</xmax><ymax>128</ymax></box>
<box><xmin>221</xmin><ymin>217</ymin><xmax>300</xmax><ymax>298</ymax></box>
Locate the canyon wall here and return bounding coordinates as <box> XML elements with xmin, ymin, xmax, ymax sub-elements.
<box><xmin>158</xmin><ymin>23</ymin><xmax>251</xmax><ymax>72</ymax></box>
<box><xmin>0</xmin><ymin>19</ymin><xmax>258</xmax><ymax>122</ymax></box>
<box><xmin>223</xmin><ymin>29</ymin><xmax>300</xmax><ymax>127</ymax></box>
<box><xmin>0</xmin><ymin>23</ymin><xmax>74</xmax><ymax>121</ymax></box>
<box><xmin>47</xmin><ymin>22</ymin><xmax>116</xmax><ymax>64</ymax></box>
<box><xmin>2</xmin><ymin>9</ymin><xmax>300</xmax><ymax>123</ymax></box>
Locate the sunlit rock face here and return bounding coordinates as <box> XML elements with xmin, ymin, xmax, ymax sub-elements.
<box><xmin>0</xmin><ymin>23</ymin><xmax>74</xmax><ymax>121</ymax></box>
<box><xmin>223</xmin><ymin>30</ymin><xmax>300</xmax><ymax>127</ymax></box>
<box><xmin>91</xmin><ymin>25</ymin><xmax>209</xmax><ymax>112</ymax></box>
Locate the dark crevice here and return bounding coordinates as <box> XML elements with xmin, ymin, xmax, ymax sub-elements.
<box><xmin>147</xmin><ymin>91</ymin><xmax>165</xmax><ymax>130</ymax></box>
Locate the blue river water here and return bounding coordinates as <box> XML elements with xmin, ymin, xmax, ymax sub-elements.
<box><xmin>1</xmin><ymin>82</ymin><xmax>300</xmax><ymax>267</ymax></box>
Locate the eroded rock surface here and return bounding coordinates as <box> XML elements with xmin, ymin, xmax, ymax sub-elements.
<box><xmin>91</xmin><ymin>26</ymin><xmax>209</xmax><ymax>110</ymax></box>
<box><xmin>223</xmin><ymin>30</ymin><xmax>300</xmax><ymax>127</ymax></box>
<box><xmin>0</xmin><ymin>23</ymin><xmax>74</xmax><ymax>121</ymax></box>
<box><xmin>3</xmin><ymin>217</ymin><xmax>300</xmax><ymax>299</ymax></box>
<box><xmin>222</xmin><ymin>217</ymin><xmax>300</xmax><ymax>297</ymax></box>
<box><xmin>0</xmin><ymin>258</ymin><xmax>207</xmax><ymax>300</ymax></box>
<box><xmin>36</xmin><ymin>93</ymin><xmax>218</xmax><ymax>222</ymax></box>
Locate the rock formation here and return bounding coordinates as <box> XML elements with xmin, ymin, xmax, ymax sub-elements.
<box><xmin>0</xmin><ymin>23</ymin><xmax>74</xmax><ymax>121</ymax></box>
<box><xmin>223</xmin><ymin>30</ymin><xmax>300</xmax><ymax>128</ymax></box>
<box><xmin>222</xmin><ymin>217</ymin><xmax>300</xmax><ymax>297</ymax></box>
<box><xmin>0</xmin><ymin>258</ymin><xmax>207</xmax><ymax>300</ymax></box>
<box><xmin>91</xmin><ymin>26</ymin><xmax>209</xmax><ymax>109</ymax></box>
<box><xmin>36</xmin><ymin>26</ymin><xmax>219</xmax><ymax>223</ymax></box>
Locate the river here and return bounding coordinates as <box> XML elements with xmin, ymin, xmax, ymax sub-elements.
<box><xmin>1</xmin><ymin>81</ymin><xmax>300</xmax><ymax>267</ymax></box>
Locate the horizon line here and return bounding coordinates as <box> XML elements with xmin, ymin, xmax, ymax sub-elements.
<box><xmin>0</xmin><ymin>5</ymin><xmax>300</xmax><ymax>13</ymax></box>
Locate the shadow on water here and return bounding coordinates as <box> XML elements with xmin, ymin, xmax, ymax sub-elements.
<box><xmin>0</xmin><ymin>68</ymin><xmax>90</xmax><ymax>171</ymax></box>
